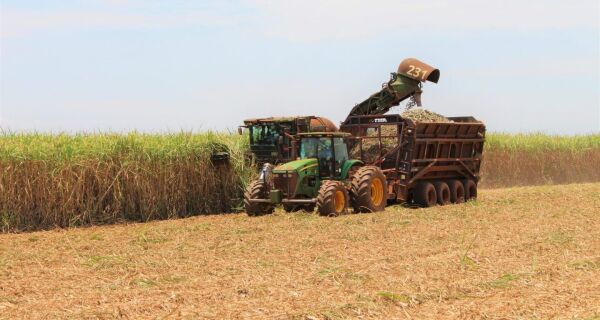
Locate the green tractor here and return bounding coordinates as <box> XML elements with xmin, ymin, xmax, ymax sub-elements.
<box><xmin>243</xmin><ymin>132</ymin><xmax>388</xmax><ymax>216</ymax></box>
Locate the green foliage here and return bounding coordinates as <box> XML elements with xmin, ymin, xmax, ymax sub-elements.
<box><xmin>0</xmin><ymin>130</ymin><xmax>248</xmax><ymax>161</ymax></box>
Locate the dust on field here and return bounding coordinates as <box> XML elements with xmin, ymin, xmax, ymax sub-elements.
<box><xmin>1</xmin><ymin>184</ymin><xmax>599</xmax><ymax>319</ymax></box>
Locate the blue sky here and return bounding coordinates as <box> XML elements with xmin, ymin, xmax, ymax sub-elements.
<box><xmin>0</xmin><ymin>0</ymin><xmax>598</xmax><ymax>134</ymax></box>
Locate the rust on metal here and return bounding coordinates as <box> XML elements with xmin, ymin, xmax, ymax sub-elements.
<box><xmin>398</xmin><ymin>58</ymin><xmax>440</xmax><ymax>83</ymax></box>
<box><xmin>309</xmin><ymin>117</ymin><xmax>338</xmax><ymax>132</ymax></box>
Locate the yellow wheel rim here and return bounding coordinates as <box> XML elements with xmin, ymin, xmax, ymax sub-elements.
<box><xmin>334</xmin><ymin>190</ymin><xmax>345</xmax><ymax>213</ymax></box>
<box><xmin>370</xmin><ymin>178</ymin><xmax>384</xmax><ymax>206</ymax></box>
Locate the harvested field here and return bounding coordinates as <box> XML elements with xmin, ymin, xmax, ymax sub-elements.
<box><xmin>1</xmin><ymin>183</ymin><xmax>599</xmax><ymax>319</ymax></box>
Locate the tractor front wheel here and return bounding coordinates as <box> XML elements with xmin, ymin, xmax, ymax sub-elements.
<box><xmin>244</xmin><ymin>180</ymin><xmax>274</xmax><ymax>216</ymax></box>
<box><xmin>317</xmin><ymin>181</ymin><xmax>349</xmax><ymax>217</ymax></box>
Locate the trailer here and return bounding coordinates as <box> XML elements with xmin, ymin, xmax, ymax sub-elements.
<box><xmin>340</xmin><ymin>114</ymin><xmax>485</xmax><ymax>207</ymax></box>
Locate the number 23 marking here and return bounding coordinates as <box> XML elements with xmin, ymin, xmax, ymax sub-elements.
<box><xmin>406</xmin><ymin>65</ymin><xmax>428</xmax><ymax>80</ymax></box>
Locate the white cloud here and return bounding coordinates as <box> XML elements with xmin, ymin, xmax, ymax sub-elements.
<box><xmin>246</xmin><ymin>0</ymin><xmax>599</xmax><ymax>42</ymax></box>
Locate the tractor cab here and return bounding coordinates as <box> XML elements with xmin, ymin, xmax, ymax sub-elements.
<box><xmin>298</xmin><ymin>132</ymin><xmax>350</xmax><ymax>178</ymax></box>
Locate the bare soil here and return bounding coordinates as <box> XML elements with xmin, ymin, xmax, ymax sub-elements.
<box><xmin>1</xmin><ymin>183</ymin><xmax>599</xmax><ymax>319</ymax></box>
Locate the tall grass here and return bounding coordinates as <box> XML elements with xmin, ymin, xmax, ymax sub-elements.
<box><xmin>480</xmin><ymin>133</ymin><xmax>600</xmax><ymax>188</ymax></box>
<box><xmin>486</xmin><ymin>133</ymin><xmax>600</xmax><ymax>152</ymax></box>
<box><xmin>1</xmin><ymin>131</ymin><xmax>598</xmax><ymax>232</ymax></box>
<box><xmin>0</xmin><ymin>132</ymin><xmax>253</xmax><ymax>232</ymax></box>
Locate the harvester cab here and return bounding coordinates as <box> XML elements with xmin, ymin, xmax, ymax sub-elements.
<box><xmin>240</xmin><ymin>116</ymin><xmax>338</xmax><ymax>168</ymax></box>
<box><xmin>244</xmin><ymin>132</ymin><xmax>390</xmax><ymax>217</ymax></box>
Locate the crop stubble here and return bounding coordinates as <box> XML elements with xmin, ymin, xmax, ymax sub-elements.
<box><xmin>0</xmin><ymin>183</ymin><xmax>599</xmax><ymax>319</ymax></box>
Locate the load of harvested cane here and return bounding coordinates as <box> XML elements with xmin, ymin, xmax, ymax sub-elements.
<box><xmin>401</xmin><ymin>107</ymin><xmax>452</xmax><ymax>123</ymax></box>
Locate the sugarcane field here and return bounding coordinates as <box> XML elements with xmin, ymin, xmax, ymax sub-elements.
<box><xmin>1</xmin><ymin>2</ymin><xmax>599</xmax><ymax>319</ymax></box>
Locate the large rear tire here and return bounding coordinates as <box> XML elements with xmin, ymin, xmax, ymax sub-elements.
<box><xmin>317</xmin><ymin>181</ymin><xmax>349</xmax><ymax>217</ymax></box>
<box><xmin>414</xmin><ymin>181</ymin><xmax>437</xmax><ymax>207</ymax></box>
<box><xmin>464</xmin><ymin>179</ymin><xmax>478</xmax><ymax>201</ymax></box>
<box><xmin>244</xmin><ymin>180</ymin><xmax>274</xmax><ymax>216</ymax></box>
<box><xmin>350</xmin><ymin>166</ymin><xmax>388</xmax><ymax>213</ymax></box>
<box><xmin>433</xmin><ymin>181</ymin><xmax>451</xmax><ymax>205</ymax></box>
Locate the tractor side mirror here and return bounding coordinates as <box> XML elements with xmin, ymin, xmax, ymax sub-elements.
<box><xmin>237</xmin><ymin>127</ymin><xmax>243</xmax><ymax>135</ymax></box>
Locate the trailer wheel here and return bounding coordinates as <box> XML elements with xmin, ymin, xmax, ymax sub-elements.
<box><xmin>464</xmin><ymin>180</ymin><xmax>478</xmax><ymax>200</ymax></box>
<box><xmin>244</xmin><ymin>180</ymin><xmax>274</xmax><ymax>216</ymax></box>
<box><xmin>447</xmin><ymin>179</ymin><xmax>465</xmax><ymax>204</ymax></box>
<box><xmin>350</xmin><ymin>166</ymin><xmax>388</xmax><ymax>213</ymax></box>
<box><xmin>317</xmin><ymin>180</ymin><xmax>349</xmax><ymax>217</ymax></box>
<box><xmin>414</xmin><ymin>181</ymin><xmax>437</xmax><ymax>207</ymax></box>
<box><xmin>433</xmin><ymin>181</ymin><xmax>451</xmax><ymax>205</ymax></box>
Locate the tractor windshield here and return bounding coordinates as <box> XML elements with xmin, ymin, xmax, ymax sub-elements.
<box><xmin>300</xmin><ymin>137</ymin><xmax>349</xmax><ymax>177</ymax></box>
<box><xmin>300</xmin><ymin>137</ymin><xmax>331</xmax><ymax>159</ymax></box>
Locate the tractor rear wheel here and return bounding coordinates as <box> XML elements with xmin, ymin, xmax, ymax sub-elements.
<box><xmin>317</xmin><ymin>181</ymin><xmax>349</xmax><ymax>217</ymax></box>
<box><xmin>244</xmin><ymin>180</ymin><xmax>274</xmax><ymax>216</ymax></box>
<box><xmin>414</xmin><ymin>181</ymin><xmax>437</xmax><ymax>207</ymax></box>
<box><xmin>464</xmin><ymin>179</ymin><xmax>478</xmax><ymax>201</ymax></box>
<box><xmin>350</xmin><ymin>166</ymin><xmax>388</xmax><ymax>213</ymax></box>
<box><xmin>447</xmin><ymin>179</ymin><xmax>465</xmax><ymax>204</ymax></box>
<box><xmin>433</xmin><ymin>181</ymin><xmax>451</xmax><ymax>205</ymax></box>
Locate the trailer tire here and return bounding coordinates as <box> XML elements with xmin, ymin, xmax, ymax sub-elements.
<box><xmin>350</xmin><ymin>166</ymin><xmax>388</xmax><ymax>213</ymax></box>
<box><xmin>414</xmin><ymin>181</ymin><xmax>437</xmax><ymax>207</ymax></box>
<box><xmin>464</xmin><ymin>179</ymin><xmax>478</xmax><ymax>200</ymax></box>
<box><xmin>244</xmin><ymin>180</ymin><xmax>274</xmax><ymax>216</ymax></box>
<box><xmin>433</xmin><ymin>181</ymin><xmax>451</xmax><ymax>205</ymax></box>
<box><xmin>317</xmin><ymin>180</ymin><xmax>349</xmax><ymax>217</ymax></box>
<box><xmin>447</xmin><ymin>179</ymin><xmax>465</xmax><ymax>204</ymax></box>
